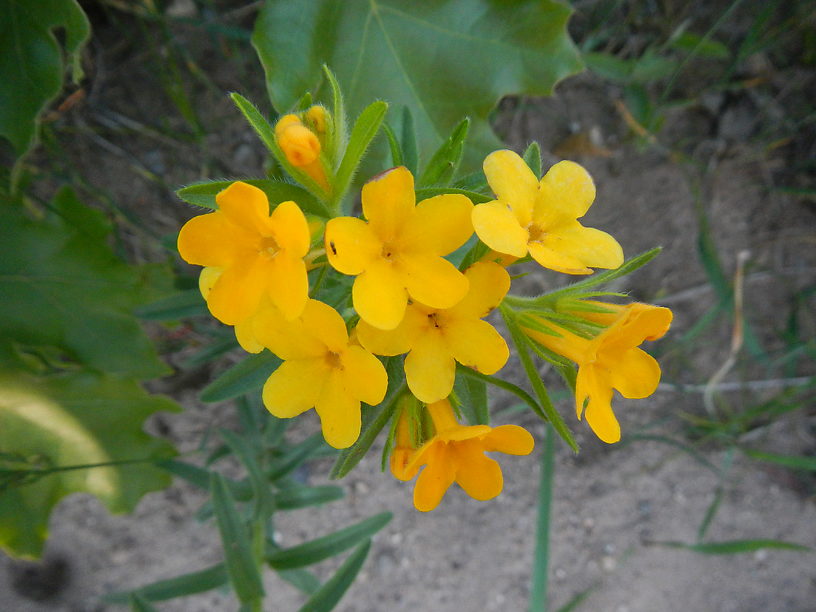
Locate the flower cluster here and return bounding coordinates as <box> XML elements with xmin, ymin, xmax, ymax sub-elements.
<box><xmin>177</xmin><ymin>98</ymin><xmax>671</xmax><ymax>511</ymax></box>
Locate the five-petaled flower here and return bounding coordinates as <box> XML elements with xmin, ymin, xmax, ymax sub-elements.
<box><xmin>325</xmin><ymin>166</ymin><xmax>474</xmax><ymax>330</ymax></box>
<box><xmin>404</xmin><ymin>399</ymin><xmax>534</xmax><ymax>512</ymax></box>
<box><xmin>472</xmin><ymin>150</ymin><xmax>623</xmax><ymax>275</ymax></box>
<box><xmin>356</xmin><ymin>262</ymin><xmax>510</xmax><ymax>403</ymax></box>
<box><xmin>255</xmin><ymin>299</ymin><xmax>387</xmax><ymax>449</ymax></box>
<box><xmin>177</xmin><ymin>181</ymin><xmax>311</xmax><ymax>325</ymax></box>
<box><xmin>522</xmin><ymin>302</ymin><xmax>672</xmax><ymax>443</ymax></box>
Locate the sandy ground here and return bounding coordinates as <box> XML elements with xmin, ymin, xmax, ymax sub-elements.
<box><xmin>2</xmin><ymin>11</ymin><xmax>815</xmax><ymax>612</ymax></box>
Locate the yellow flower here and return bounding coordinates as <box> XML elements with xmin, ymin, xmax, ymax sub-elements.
<box><xmin>472</xmin><ymin>150</ymin><xmax>623</xmax><ymax>275</ymax></box>
<box><xmin>325</xmin><ymin>166</ymin><xmax>474</xmax><ymax>330</ymax></box>
<box><xmin>255</xmin><ymin>299</ymin><xmax>388</xmax><ymax>449</ymax></box>
<box><xmin>304</xmin><ymin>105</ymin><xmax>327</xmax><ymax>135</ymax></box>
<box><xmin>356</xmin><ymin>262</ymin><xmax>510</xmax><ymax>403</ymax></box>
<box><xmin>177</xmin><ymin>182</ymin><xmax>310</xmax><ymax>324</ymax></box>
<box><xmin>405</xmin><ymin>399</ymin><xmax>534</xmax><ymax>512</ymax></box>
<box><xmin>522</xmin><ymin>302</ymin><xmax>673</xmax><ymax>443</ymax></box>
<box><xmin>274</xmin><ymin>114</ymin><xmax>329</xmax><ymax>191</ymax></box>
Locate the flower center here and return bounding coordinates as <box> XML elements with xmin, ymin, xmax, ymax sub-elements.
<box><xmin>260</xmin><ymin>236</ymin><xmax>280</xmax><ymax>258</ymax></box>
<box><xmin>426</xmin><ymin>312</ymin><xmax>441</xmax><ymax>329</ymax></box>
<box><xmin>527</xmin><ymin>223</ymin><xmax>546</xmax><ymax>243</ymax></box>
<box><xmin>325</xmin><ymin>350</ymin><xmax>342</xmax><ymax>370</ymax></box>
<box><xmin>380</xmin><ymin>242</ymin><xmax>396</xmax><ymax>261</ymax></box>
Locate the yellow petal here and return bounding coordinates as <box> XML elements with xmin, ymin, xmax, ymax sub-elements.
<box><xmin>404</xmin><ymin>331</ymin><xmax>455</xmax><ymax>403</ymax></box>
<box><xmin>390</xmin><ymin>448</ymin><xmax>420</xmax><ymax>481</ymax></box>
<box><xmin>341</xmin><ymin>345</ymin><xmax>388</xmax><ymax>406</ymax></box>
<box><xmin>198</xmin><ymin>266</ymin><xmax>222</xmax><ymax>299</ymax></box>
<box><xmin>454</xmin><ymin>440</ymin><xmax>503</xmax><ymax>501</ymax></box>
<box><xmin>206</xmin><ymin>255</ymin><xmax>268</xmax><ymax>325</ymax></box>
<box><xmin>355</xmin><ymin>305</ymin><xmax>425</xmax><ymax>356</ymax></box>
<box><xmin>444</xmin><ymin>318</ymin><xmax>509</xmax><ymax>375</ymax></box>
<box><xmin>262</xmin><ymin>358</ymin><xmax>327</xmax><ymax>417</ymax></box>
<box><xmin>267</xmin><ymin>254</ymin><xmax>308</xmax><ymax>321</ymax></box>
<box><xmin>301</xmin><ymin>299</ymin><xmax>349</xmax><ymax>353</ymax></box>
<box><xmin>400</xmin><ymin>253</ymin><xmax>469</xmax><ymax>310</ymax></box>
<box><xmin>446</xmin><ymin>262</ymin><xmax>510</xmax><ymax>320</ymax></box>
<box><xmin>577</xmin><ymin>366</ymin><xmax>620</xmax><ymax>443</ymax></box>
<box><xmin>605</xmin><ymin>348</ymin><xmax>661</xmax><ymax>399</ymax></box>
<box><xmin>540</xmin><ymin>223</ymin><xmax>623</xmax><ymax>271</ymax></box>
<box><xmin>534</xmin><ymin>160</ymin><xmax>596</xmax><ymax>227</ymax></box>
<box><xmin>523</xmin><ymin>318</ymin><xmax>589</xmax><ymax>364</ymax></box>
<box><xmin>253</xmin><ymin>303</ymin><xmax>322</xmax><ymax>360</ymax></box>
<box><xmin>362</xmin><ymin>167</ymin><xmax>415</xmax><ymax>243</ymax></box>
<box><xmin>178</xmin><ymin>213</ymin><xmax>249</xmax><ymax>267</ymax></box>
<box><xmin>483</xmin><ymin>150</ymin><xmax>537</xmax><ymax>227</ymax></box>
<box><xmin>235</xmin><ymin>317</ymin><xmax>263</xmax><ymax>353</ymax></box>
<box><xmin>400</xmin><ymin>194</ymin><xmax>473</xmax><ymax>256</ymax></box>
<box><xmin>325</xmin><ymin>216</ymin><xmax>381</xmax><ymax>275</ymax></box>
<box><xmin>584</xmin><ymin>393</ymin><xmax>621</xmax><ymax>444</ymax></box>
<box><xmin>270</xmin><ymin>200</ymin><xmax>310</xmax><ymax>257</ymax></box>
<box><xmin>527</xmin><ymin>241</ymin><xmax>592</xmax><ymax>275</ymax></box>
<box><xmin>353</xmin><ymin>260</ymin><xmax>407</xmax><ymax>330</ymax></box>
<box><xmin>413</xmin><ymin>443</ymin><xmax>456</xmax><ymax>512</ymax></box>
<box><xmin>215</xmin><ymin>181</ymin><xmax>272</xmax><ymax>235</ymax></box>
<box><xmin>482</xmin><ymin>425</ymin><xmax>535</xmax><ymax>455</ymax></box>
<box><xmin>472</xmin><ymin>201</ymin><xmax>529</xmax><ymax>257</ymax></box>
<box><xmin>627</xmin><ymin>303</ymin><xmax>673</xmax><ymax>342</ymax></box>
<box><xmin>439</xmin><ymin>424</ymin><xmax>491</xmax><ymax>442</ymax></box>
<box><xmin>315</xmin><ymin>369</ymin><xmax>361</xmax><ymax>449</ymax></box>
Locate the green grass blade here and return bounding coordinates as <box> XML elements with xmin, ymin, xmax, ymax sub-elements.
<box><xmin>129</xmin><ymin>594</ymin><xmax>158</xmax><ymax>612</ymax></box>
<box><xmin>741</xmin><ymin>449</ymin><xmax>816</xmax><ymax>471</ymax></box>
<box><xmin>274</xmin><ymin>485</ymin><xmax>345</xmax><ymax>510</ymax></box>
<box><xmin>267</xmin><ymin>512</ymin><xmax>392</xmax><ymax>570</ymax></box>
<box><xmin>200</xmin><ymin>351</ymin><xmax>281</xmax><ymax>403</ymax></box>
<box><xmin>220</xmin><ymin>428</ymin><xmax>273</xmax><ymax>519</ymax></box>
<box><xmin>529</xmin><ymin>425</ymin><xmax>555</xmax><ymax>612</ymax></box>
<box><xmin>298</xmin><ymin>540</ymin><xmax>372</xmax><ymax>612</ymax></box>
<box><xmin>103</xmin><ymin>563</ymin><xmax>228</xmax><ymax>603</ymax></box>
<box><xmin>210</xmin><ymin>473</ymin><xmax>265</xmax><ymax>604</ymax></box>
<box><xmin>654</xmin><ymin>539</ymin><xmax>810</xmax><ymax>554</ymax></box>
<box><xmin>400</xmin><ymin>106</ymin><xmax>418</xmax><ymax>175</ymax></box>
<box><xmin>456</xmin><ymin>364</ymin><xmax>545</xmax><ymax>426</ymax></box>
<box><xmin>323</xmin><ymin>65</ymin><xmax>347</xmax><ymax>157</ymax></box>
<box><xmin>278</xmin><ymin>568</ymin><xmax>320</xmax><ymax>595</ymax></box>
<box><xmin>267</xmin><ymin>433</ymin><xmax>326</xmax><ymax>482</ymax></box>
<box><xmin>418</xmin><ymin>117</ymin><xmax>470</xmax><ymax>187</ymax></box>
<box><xmin>382</xmin><ymin>123</ymin><xmax>403</xmax><ymax>167</ymax></box>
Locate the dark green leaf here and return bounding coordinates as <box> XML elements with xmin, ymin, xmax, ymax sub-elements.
<box><xmin>523</xmin><ymin>141</ymin><xmax>542</xmax><ymax>179</ymax></box>
<box><xmin>583</xmin><ymin>52</ymin><xmax>633</xmax><ymax>83</ymax></box>
<box><xmin>669</xmin><ymin>32</ymin><xmax>730</xmax><ymax>60</ymax></box>
<box><xmin>274</xmin><ymin>485</ymin><xmax>345</xmax><ymax>510</ymax></box>
<box><xmin>529</xmin><ymin>426</ymin><xmax>555</xmax><ymax>611</ymax></box>
<box><xmin>267</xmin><ymin>433</ymin><xmax>326</xmax><ymax>482</ymax></box>
<box><xmin>252</xmin><ymin>0</ymin><xmax>583</xmax><ymax>169</ymax></box>
<box><xmin>219</xmin><ymin>428</ymin><xmax>273</xmax><ymax>519</ymax></box>
<box><xmin>200</xmin><ymin>351</ymin><xmax>281</xmax><ymax>403</ymax></box>
<box><xmin>279</xmin><ymin>568</ymin><xmax>320</xmax><ymax>595</ymax></box>
<box><xmin>176</xmin><ymin>179</ymin><xmax>330</xmax><ymax>217</ymax></box>
<box><xmin>0</xmin><ymin>0</ymin><xmax>90</xmax><ymax>159</ymax></box>
<box><xmin>382</xmin><ymin>123</ymin><xmax>403</xmax><ymax>167</ymax></box>
<box><xmin>454</xmin><ymin>372</ymin><xmax>489</xmax><ymax>425</ymax></box>
<box><xmin>400</xmin><ymin>106</ymin><xmax>418</xmax><ymax>175</ymax></box>
<box><xmin>210</xmin><ymin>473</ymin><xmax>265</xmax><ymax>604</ymax></box>
<box><xmin>741</xmin><ymin>449</ymin><xmax>816</xmax><ymax>472</ymax></box>
<box><xmin>267</xmin><ymin>512</ymin><xmax>391</xmax><ymax>570</ymax></box>
<box><xmin>298</xmin><ymin>540</ymin><xmax>372</xmax><ymax>612</ymax></box>
<box><xmin>129</xmin><ymin>594</ymin><xmax>158</xmax><ymax>612</ymax></box>
<box><xmin>419</xmin><ymin>118</ymin><xmax>469</xmax><ymax>187</ymax></box>
<box><xmin>333</xmin><ymin>100</ymin><xmax>388</xmax><ymax>209</ymax></box>
<box><xmin>103</xmin><ymin>563</ymin><xmax>228</xmax><ymax>604</ymax></box>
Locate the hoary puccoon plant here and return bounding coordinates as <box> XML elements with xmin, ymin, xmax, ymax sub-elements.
<box><xmin>178</xmin><ymin>68</ymin><xmax>673</xmax><ymax>514</ymax></box>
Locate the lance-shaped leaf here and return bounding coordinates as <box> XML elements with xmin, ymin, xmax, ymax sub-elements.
<box><xmin>252</xmin><ymin>0</ymin><xmax>583</xmax><ymax>167</ymax></box>
<box><xmin>0</xmin><ymin>366</ymin><xmax>179</xmax><ymax>559</ymax></box>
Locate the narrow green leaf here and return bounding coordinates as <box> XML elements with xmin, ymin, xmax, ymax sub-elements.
<box><xmin>267</xmin><ymin>433</ymin><xmax>326</xmax><ymax>482</ymax></box>
<box><xmin>501</xmin><ymin>305</ymin><xmax>579</xmax><ymax>452</ymax></box>
<box><xmin>210</xmin><ymin>473</ymin><xmax>265</xmax><ymax>604</ymax></box>
<box><xmin>697</xmin><ymin>486</ymin><xmax>725</xmax><ymax>542</ymax></box>
<box><xmin>134</xmin><ymin>289</ymin><xmax>206</xmax><ymax>320</ymax></box>
<box><xmin>654</xmin><ymin>539</ymin><xmax>810</xmax><ymax>555</ymax></box>
<box><xmin>298</xmin><ymin>540</ymin><xmax>372</xmax><ymax>612</ymax></box>
<box><xmin>333</xmin><ymin>100</ymin><xmax>388</xmax><ymax>208</ymax></box>
<box><xmin>129</xmin><ymin>594</ymin><xmax>158</xmax><ymax>612</ymax></box>
<box><xmin>454</xmin><ymin>373</ymin><xmax>489</xmax><ymax>425</ymax></box>
<box><xmin>541</xmin><ymin>248</ymin><xmax>661</xmax><ymax>303</ymax></box>
<box><xmin>456</xmin><ymin>364</ymin><xmax>542</xmax><ymax>421</ymax></box>
<box><xmin>274</xmin><ymin>485</ymin><xmax>344</xmax><ymax>510</ymax></box>
<box><xmin>669</xmin><ymin>32</ymin><xmax>730</xmax><ymax>59</ymax></box>
<box><xmin>382</xmin><ymin>123</ymin><xmax>403</xmax><ymax>167</ymax></box>
<box><xmin>323</xmin><ymin>65</ymin><xmax>347</xmax><ymax>158</ymax></box>
<box><xmin>741</xmin><ymin>449</ymin><xmax>816</xmax><ymax>472</ymax></box>
<box><xmin>583</xmin><ymin>52</ymin><xmax>633</xmax><ymax>83</ymax></box>
<box><xmin>103</xmin><ymin>563</ymin><xmax>228</xmax><ymax>603</ymax></box>
<box><xmin>200</xmin><ymin>351</ymin><xmax>281</xmax><ymax>403</ymax></box>
<box><xmin>554</xmin><ymin>585</ymin><xmax>597</xmax><ymax>612</ymax></box>
<box><xmin>401</xmin><ymin>106</ymin><xmax>418</xmax><ymax>176</ymax></box>
<box><xmin>278</xmin><ymin>568</ymin><xmax>320</xmax><ymax>595</ymax></box>
<box><xmin>523</xmin><ymin>141</ymin><xmax>542</xmax><ymax>179</ymax></box>
<box><xmin>529</xmin><ymin>426</ymin><xmax>555</xmax><ymax>612</ymax></box>
<box><xmin>267</xmin><ymin>512</ymin><xmax>391</xmax><ymax>570</ymax></box>
<box><xmin>419</xmin><ymin>118</ymin><xmax>470</xmax><ymax>187</ymax></box>
<box><xmin>219</xmin><ymin>429</ymin><xmax>273</xmax><ymax>519</ymax></box>
<box><xmin>176</xmin><ymin>179</ymin><xmax>330</xmax><ymax>217</ymax></box>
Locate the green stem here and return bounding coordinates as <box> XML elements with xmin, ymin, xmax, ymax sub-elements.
<box><xmin>529</xmin><ymin>425</ymin><xmax>555</xmax><ymax>612</ymax></box>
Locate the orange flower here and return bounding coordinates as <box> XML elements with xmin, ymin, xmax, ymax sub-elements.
<box><xmin>523</xmin><ymin>302</ymin><xmax>672</xmax><ymax>443</ymax></box>
<box><xmin>406</xmin><ymin>400</ymin><xmax>534</xmax><ymax>511</ymax></box>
